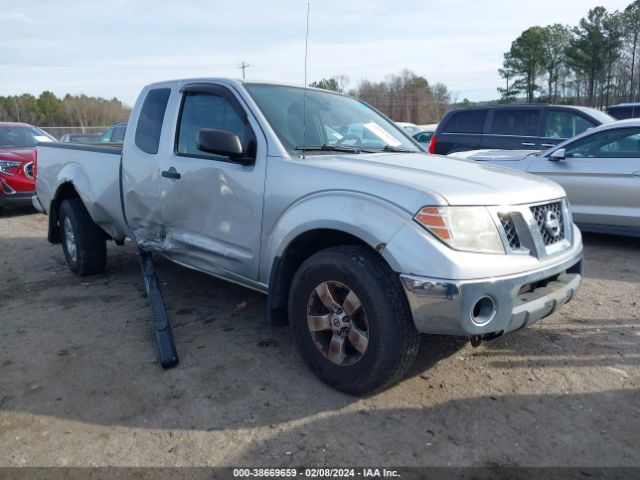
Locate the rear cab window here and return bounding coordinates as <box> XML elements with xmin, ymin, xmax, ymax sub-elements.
<box><xmin>441</xmin><ymin>109</ymin><xmax>487</xmax><ymax>134</ymax></box>
<box><xmin>135</xmin><ymin>88</ymin><xmax>171</xmax><ymax>154</ymax></box>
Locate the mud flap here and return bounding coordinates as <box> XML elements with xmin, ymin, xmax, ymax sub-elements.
<box><xmin>138</xmin><ymin>248</ymin><xmax>179</xmax><ymax>369</ymax></box>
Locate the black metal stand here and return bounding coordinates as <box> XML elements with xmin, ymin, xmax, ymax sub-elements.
<box><xmin>138</xmin><ymin>248</ymin><xmax>179</xmax><ymax>369</ymax></box>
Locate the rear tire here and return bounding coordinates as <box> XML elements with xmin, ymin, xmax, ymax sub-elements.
<box><xmin>288</xmin><ymin>246</ymin><xmax>420</xmax><ymax>395</ymax></box>
<box><xmin>59</xmin><ymin>198</ymin><xmax>106</xmax><ymax>276</ymax></box>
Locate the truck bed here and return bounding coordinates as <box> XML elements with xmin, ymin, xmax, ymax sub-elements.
<box><xmin>36</xmin><ymin>142</ymin><xmax>129</xmax><ymax>241</ymax></box>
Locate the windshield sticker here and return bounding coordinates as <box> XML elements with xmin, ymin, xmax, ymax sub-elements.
<box><xmin>364</xmin><ymin>122</ymin><xmax>402</xmax><ymax>147</ymax></box>
<box><xmin>34</xmin><ymin>136</ymin><xmax>53</xmax><ymax>142</ymax></box>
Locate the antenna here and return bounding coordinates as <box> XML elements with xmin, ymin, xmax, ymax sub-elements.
<box><xmin>239</xmin><ymin>60</ymin><xmax>252</xmax><ymax>80</ymax></box>
<box><xmin>302</xmin><ymin>1</ymin><xmax>310</xmax><ymax>159</ymax></box>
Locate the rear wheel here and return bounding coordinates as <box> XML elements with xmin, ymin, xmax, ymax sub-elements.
<box><xmin>59</xmin><ymin>198</ymin><xmax>106</xmax><ymax>276</ymax></box>
<box><xmin>289</xmin><ymin>246</ymin><xmax>420</xmax><ymax>395</ymax></box>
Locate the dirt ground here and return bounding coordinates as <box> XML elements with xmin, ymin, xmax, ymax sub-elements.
<box><xmin>0</xmin><ymin>207</ymin><xmax>638</xmax><ymax>468</ymax></box>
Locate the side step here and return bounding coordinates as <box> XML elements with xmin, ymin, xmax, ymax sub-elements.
<box><xmin>138</xmin><ymin>248</ymin><xmax>179</xmax><ymax>369</ymax></box>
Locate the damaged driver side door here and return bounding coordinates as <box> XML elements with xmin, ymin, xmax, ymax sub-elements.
<box><xmin>159</xmin><ymin>83</ymin><xmax>267</xmax><ymax>282</ymax></box>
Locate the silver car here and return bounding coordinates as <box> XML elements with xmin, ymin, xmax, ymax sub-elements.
<box><xmin>449</xmin><ymin>119</ymin><xmax>640</xmax><ymax>237</ymax></box>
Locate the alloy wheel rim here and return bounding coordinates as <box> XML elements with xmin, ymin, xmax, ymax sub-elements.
<box><xmin>306</xmin><ymin>280</ymin><xmax>369</xmax><ymax>366</ymax></box>
<box><xmin>63</xmin><ymin>217</ymin><xmax>77</xmax><ymax>263</ymax></box>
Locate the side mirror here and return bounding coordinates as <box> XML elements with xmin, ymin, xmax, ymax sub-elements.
<box><xmin>197</xmin><ymin>128</ymin><xmax>250</xmax><ymax>163</ymax></box>
<box><xmin>548</xmin><ymin>148</ymin><xmax>565</xmax><ymax>161</ymax></box>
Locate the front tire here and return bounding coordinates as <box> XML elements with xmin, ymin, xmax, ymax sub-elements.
<box><xmin>289</xmin><ymin>246</ymin><xmax>419</xmax><ymax>395</ymax></box>
<box><xmin>59</xmin><ymin>198</ymin><xmax>106</xmax><ymax>276</ymax></box>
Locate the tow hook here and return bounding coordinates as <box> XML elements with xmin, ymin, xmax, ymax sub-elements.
<box><xmin>470</xmin><ymin>330</ymin><xmax>504</xmax><ymax>348</ymax></box>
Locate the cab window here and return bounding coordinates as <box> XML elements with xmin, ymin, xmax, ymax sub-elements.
<box><xmin>176</xmin><ymin>91</ymin><xmax>249</xmax><ymax>159</ymax></box>
<box><xmin>135</xmin><ymin>88</ymin><xmax>171</xmax><ymax>154</ymax></box>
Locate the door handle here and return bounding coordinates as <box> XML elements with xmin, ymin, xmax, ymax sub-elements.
<box><xmin>161</xmin><ymin>167</ymin><xmax>181</xmax><ymax>180</ymax></box>
<box><xmin>541</xmin><ymin>143</ymin><xmax>555</xmax><ymax>147</ymax></box>
<box><xmin>521</xmin><ymin>142</ymin><xmax>535</xmax><ymax>146</ymax></box>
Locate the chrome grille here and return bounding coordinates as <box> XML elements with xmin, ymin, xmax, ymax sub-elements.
<box><xmin>499</xmin><ymin>214</ymin><xmax>521</xmax><ymax>249</ymax></box>
<box><xmin>530</xmin><ymin>201</ymin><xmax>565</xmax><ymax>246</ymax></box>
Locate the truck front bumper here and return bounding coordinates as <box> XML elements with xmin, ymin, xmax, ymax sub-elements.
<box><xmin>400</xmin><ymin>248</ymin><xmax>583</xmax><ymax>336</ymax></box>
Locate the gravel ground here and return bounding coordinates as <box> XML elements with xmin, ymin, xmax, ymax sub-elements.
<box><xmin>0</xmin><ymin>207</ymin><xmax>638</xmax><ymax>467</ymax></box>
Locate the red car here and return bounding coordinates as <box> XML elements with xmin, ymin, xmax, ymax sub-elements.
<box><xmin>0</xmin><ymin>122</ymin><xmax>56</xmax><ymax>212</ymax></box>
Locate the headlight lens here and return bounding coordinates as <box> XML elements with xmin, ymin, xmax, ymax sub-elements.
<box><xmin>415</xmin><ymin>206</ymin><xmax>505</xmax><ymax>254</ymax></box>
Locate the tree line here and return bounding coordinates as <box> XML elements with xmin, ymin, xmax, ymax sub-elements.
<box><xmin>0</xmin><ymin>92</ymin><xmax>130</xmax><ymax>127</ymax></box>
<box><xmin>499</xmin><ymin>0</ymin><xmax>640</xmax><ymax>107</ymax></box>
<box><xmin>2</xmin><ymin>70</ymin><xmax>449</xmax><ymax>128</ymax></box>
<box><xmin>311</xmin><ymin>70</ymin><xmax>452</xmax><ymax>124</ymax></box>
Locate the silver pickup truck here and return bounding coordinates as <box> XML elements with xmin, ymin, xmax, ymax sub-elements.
<box><xmin>35</xmin><ymin>79</ymin><xmax>583</xmax><ymax>394</ymax></box>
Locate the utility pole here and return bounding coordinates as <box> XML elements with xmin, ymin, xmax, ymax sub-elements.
<box><xmin>239</xmin><ymin>61</ymin><xmax>252</xmax><ymax>80</ymax></box>
<box><xmin>14</xmin><ymin>96</ymin><xmax>20</xmax><ymax>122</ymax></box>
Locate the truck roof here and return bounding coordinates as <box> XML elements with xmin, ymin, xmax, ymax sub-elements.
<box><xmin>143</xmin><ymin>77</ymin><xmax>346</xmax><ymax>95</ymax></box>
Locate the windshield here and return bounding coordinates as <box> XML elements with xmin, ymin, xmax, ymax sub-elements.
<box><xmin>576</xmin><ymin>107</ymin><xmax>616</xmax><ymax>125</ymax></box>
<box><xmin>245</xmin><ymin>84</ymin><xmax>420</xmax><ymax>155</ymax></box>
<box><xmin>0</xmin><ymin>126</ymin><xmax>55</xmax><ymax>148</ymax></box>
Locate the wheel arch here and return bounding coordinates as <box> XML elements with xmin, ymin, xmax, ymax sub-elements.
<box><xmin>48</xmin><ymin>182</ymin><xmax>81</xmax><ymax>243</ymax></box>
<box><xmin>267</xmin><ymin>228</ymin><xmax>385</xmax><ymax>326</ymax></box>
<box><xmin>263</xmin><ymin>193</ymin><xmax>412</xmax><ymax>325</ymax></box>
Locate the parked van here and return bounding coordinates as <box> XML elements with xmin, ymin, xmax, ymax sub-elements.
<box><xmin>606</xmin><ymin>103</ymin><xmax>640</xmax><ymax>120</ymax></box>
<box><xmin>428</xmin><ymin>104</ymin><xmax>614</xmax><ymax>155</ymax></box>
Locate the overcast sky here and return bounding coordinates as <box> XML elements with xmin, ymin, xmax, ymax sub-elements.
<box><xmin>0</xmin><ymin>0</ymin><xmax>633</xmax><ymax>106</ymax></box>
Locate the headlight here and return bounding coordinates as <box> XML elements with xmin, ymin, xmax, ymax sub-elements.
<box><xmin>415</xmin><ymin>206</ymin><xmax>505</xmax><ymax>254</ymax></box>
<box><xmin>0</xmin><ymin>160</ymin><xmax>22</xmax><ymax>175</ymax></box>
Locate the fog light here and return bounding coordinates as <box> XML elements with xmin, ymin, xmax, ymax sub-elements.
<box><xmin>471</xmin><ymin>296</ymin><xmax>496</xmax><ymax>326</ymax></box>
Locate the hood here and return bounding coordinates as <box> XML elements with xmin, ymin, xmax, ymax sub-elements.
<box><xmin>302</xmin><ymin>152</ymin><xmax>565</xmax><ymax>206</ymax></box>
<box><xmin>0</xmin><ymin>147</ymin><xmax>36</xmax><ymax>163</ymax></box>
<box><xmin>448</xmin><ymin>149</ymin><xmax>539</xmax><ymax>162</ymax></box>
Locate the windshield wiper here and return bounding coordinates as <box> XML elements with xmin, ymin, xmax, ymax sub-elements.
<box><xmin>381</xmin><ymin>145</ymin><xmax>416</xmax><ymax>153</ymax></box>
<box><xmin>295</xmin><ymin>144</ymin><xmax>364</xmax><ymax>154</ymax></box>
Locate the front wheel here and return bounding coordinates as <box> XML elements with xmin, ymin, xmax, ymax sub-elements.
<box><xmin>59</xmin><ymin>198</ymin><xmax>106</xmax><ymax>276</ymax></box>
<box><xmin>288</xmin><ymin>246</ymin><xmax>420</xmax><ymax>395</ymax></box>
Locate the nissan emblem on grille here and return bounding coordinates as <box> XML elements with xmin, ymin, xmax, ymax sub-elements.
<box><xmin>530</xmin><ymin>201</ymin><xmax>565</xmax><ymax>246</ymax></box>
<box><xmin>543</xmin><ymin>210</ymin><xmax>561</xmax><ymax>238</ymax></box>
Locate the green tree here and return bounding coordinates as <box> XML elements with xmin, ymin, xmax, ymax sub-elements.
<box><xmin>309</xmin><ymin>78</ymin><xmax>341</xmax><ymax>92</ymax></box>
<box><xmin>16</xmin><ymin>94</ymin><xmax>42</xmax><ymax>124</ymax></box>
<box><xmin>542</xmin><ymin>24</ymin><xmax>571</xmax><ymax>103</ymax></box>
<box><xmin>507</xmin><ymin>26</ymin><xmax>548</xmax><ymax>103</ymax></box>
<box><xmin>624</xmin><ymin>0</ymin><xmax>640</xmax><ymax>101</ymax></box>
<box><xmin>602</xmin><ymin>11</ymin><xmax>624</xmax><ymax>106</ymax></box>
<box><xmin>566</xmin><ymin>7</ymin><xmax>609</xmax><ymax>106</ymax></box>
<box><xmin>37</xmin><ymin>91</ymin><xmax>67</xmax><ymax>126</ymax></box>
<box><xmin>497</xmin><ymin>52</ymin><xmax>523</xmax><ymax>103</ymax></box>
